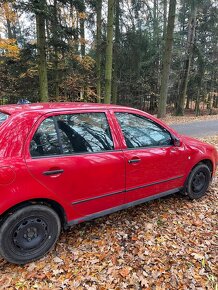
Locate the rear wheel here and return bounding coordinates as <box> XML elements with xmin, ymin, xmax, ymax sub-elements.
<box><xmin>186</xmin><ymin>164</ymin><xmax>211</xmax><ymax>199</ymax></box>
<box><xmin>0</xmin><ymin>205</ymin><xmax>61</xmax><ymax>264</ymax></box>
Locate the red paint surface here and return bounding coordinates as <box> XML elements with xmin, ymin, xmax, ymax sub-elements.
<box><xmin>0</xmin><ymin>103</ymin><xmax>217</xmax><ymax>223</ymax></box>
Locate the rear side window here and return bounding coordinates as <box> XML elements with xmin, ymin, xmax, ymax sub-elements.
<box><xmin>30</xmin><ymin>112</ymin><xmax>114</xmax><ymax>157</ymax></box>
<box><xmin>0</xmin><ymin>112</ymin><xmax>9</xmax><ymax>125</ymax></box>
<box><xmin>56</xmin><ymin>113</ymin><xmax>114</xmax><ymax>154</ymax></box>
<box><xmin>30</xmin><ymin>117</ymin><xmax>61</xmax><ymax>157</ymax></box>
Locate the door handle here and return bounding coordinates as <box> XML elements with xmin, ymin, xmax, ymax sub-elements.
<box><xmin>128</xmin><ymin>158</ymin><xmax>141</xmax><ymax>164</ymax></box>
<box><xmin>43</xmin><ymin>169</ymin><xmax>64</xmax><ymax>176</ymax></box>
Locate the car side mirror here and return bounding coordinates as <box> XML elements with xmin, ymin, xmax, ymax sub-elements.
<box><xmin>173</xmin><ymin>136</ymin><xmax>181</xmax><ymax>147</ymax></box>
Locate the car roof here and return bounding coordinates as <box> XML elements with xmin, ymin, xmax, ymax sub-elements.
<box><xmin>0</xmin><ymin>102</ymin><xmax>136</xmax><ymax>115</ymax></box>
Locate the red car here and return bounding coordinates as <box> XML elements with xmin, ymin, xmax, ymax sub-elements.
<box><xmin>0</xmin><ymin>103</ymin><xmax>217</xmax><ymax>264</ymax></box>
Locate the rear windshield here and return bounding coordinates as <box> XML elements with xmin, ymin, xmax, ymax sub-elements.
<box><xmin>0</xmin><ymin>112</ymin><xmax>9</xmax><ymax>125</ymax></box>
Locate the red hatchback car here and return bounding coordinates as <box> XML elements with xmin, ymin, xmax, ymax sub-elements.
<box><xmin>0</xmin><ymin>103</ymin><xmax>217</xmax><ymax>264</ymax></box>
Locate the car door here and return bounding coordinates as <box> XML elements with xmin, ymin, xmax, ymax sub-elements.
<box><xmin>112</xmin><ymin>111</ymin><xmax>187</xmax><ymax>204</ymax></box>
<box><xmin>25</xmin><ymin>110</ymin><xmax>125</xmax><ymax>221</ymax></box>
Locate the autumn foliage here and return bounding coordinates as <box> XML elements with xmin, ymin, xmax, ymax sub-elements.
<box><xmin>0</xmin><ymin>38</ymin><xmax>19</xmax><ymax>59</ymax></box>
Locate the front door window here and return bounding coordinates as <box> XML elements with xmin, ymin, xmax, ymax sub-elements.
<box><xmin>115</xmin><ymin>112</ymin><xmax>173</xmax><ymax>148</ymax></box>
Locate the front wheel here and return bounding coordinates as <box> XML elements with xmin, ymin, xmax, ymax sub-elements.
<box><xmin>0</xmin><ymin>205</ymin><xmax>61</xmax><ymax>264</ymax></box>
<box><xmin>186</xmin><ymin>164</ymin><xmax>211</xmax><ymax>199</ymax></box>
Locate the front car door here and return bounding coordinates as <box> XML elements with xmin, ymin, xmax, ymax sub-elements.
<box><xmin>112</xmin><ymin>110</ymin><xmax>187</xmax><ymax>204</ymax></box>
<box><xmin>25</xmin><ymin>110</ymin><xmax>125</xmax><ymax>223</ymax></box>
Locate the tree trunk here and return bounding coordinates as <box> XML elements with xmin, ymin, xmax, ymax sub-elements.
<box><xmin>215</xmin><ymin>96</ymin><xmax>218</xmax><ymax>108</ymax></box>
<box><xmin>162</xmin><ymin>0</ymin><xmax>167</xmax><ymax>41</ymax></box>
<box><xmin>3</xmin><ymin>3</ymin><xmax>14</xmax><ymax>39</ymax></box>
<box><xmin>112</xmin><ymin>0</ymin><xmax>120</xmax><ymax>104</ymax></box>
<box><xmin>195</xmin><ymin>53</ymin><xmax>205</xmax><ymax>116</ymax></box>
<box><xmin>80</xmin><ymin>2</ymin><xmax>85</xmax><ymax>58</ymax></box>
<box><xmin>153</xmin><ymin>0</ymin><xmax>160</xmax><ymax>92</ymax></box>
<box><xmin>96</xmin><ymin>0</ymin><xmax>102</xmax><ymax>102</ymax></box>
<box><xmin>153</xmin><ymin>0</ymin><xmax>158</xmax><ymax>41</ymax></box>
<box><xmin>54</xmin><ymin>50</ymin><xmax>59</xmax><ymax>99</ymax></box>
<box><xmin>207</xmin><ymin>94</ymin><xmax>210</xmax><ymax>109</ymax></box>
<box><xmin>195</xmin><ymin>89</ymin><xmax>200</xmax><ymax>116</ymax></box>
<box><xmin>70</xmin><ymin>1</ymin><xmax>79</xmax><ymax>55</ymax></box>
<box><xmin>36</xmin><ymin>7</ymin><xmax>48</xmax><ymax>102</ymax></box>
<box><xmin>186</xmin><ymin>95</ymin><xmax>190</xmax><ymax>109</ymax></box>
<box><xmin>53</xmin><ymin>0</ymin><xmax>59</xmax><ymax>99</ymax></box>
<box><xmin>104</xmin><ymin>0</ymin><xmax>115</xmax><ymax>104</ymax></box>
<box><xmin>176</xmin><ymin>2</ymin><xmax>197</xmax><ymax>116</ymax></box>
<box><xmin>80</xmin><ymin>18</ymin><xmax>85</xmax><ymax>57</ymax></box>
<box><xmin>157</xmin><ymin>0</ymin><xmax>176</xmax><ymax>118</ymax></box>
<box><xmin>6</xmin><ymin>19</ymin><xmax>13</xmax><ymax>39</ymax></box>
<box><xmin>174</xmin><ymin>1</ymin><xmax>188</xmax><ymax>110</ymax></box>
<box><xmin>75</xmin><ymin>11</ymin><xmax>79</xmax><ymax>54</ymax></box>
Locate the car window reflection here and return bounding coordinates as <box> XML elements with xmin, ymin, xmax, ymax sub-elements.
<box><xmin>30</xmin><ymin>113</ymin><xmax>114</xmax><ymax>157</ymax></box>
<box><xmin>30</xmin><ymin>117</ymin><xmax>61</xmax><ymax>156</ymax></box>
<box><xmin>57</xmin><ymin>113</ymin><xmax>114</xmax><ymax>154</ymax></box>
<box><xmin>115</xmin><ymin>112</ymin><xmax>172</xmax><ymax>148</ymax></box>
<box><xmin>0</xmin><ymin>112</ymin><xmax>9</xmax><ymax>125</ymax></box>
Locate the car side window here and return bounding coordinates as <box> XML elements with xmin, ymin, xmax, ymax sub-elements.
<box><xmin>56</xmin><ymin>113</ymin><xmax>114</xmax><ymax>154</ymax></box>
<box><xmin>30</xmin><ymin>117</ymin><xmax>61</xmax><ymax>157</ymax></box>
<box><xmin>115</xmin><ymin>112</ymin><xmax>173</xmax><ymax>148</ymax></box>
<box><xmin>0</xmin><ymin>112</ymin><xmax>9</xmax><ymax>125</ymax></box>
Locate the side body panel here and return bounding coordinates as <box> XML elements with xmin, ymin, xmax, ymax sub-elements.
<box><xmin>0</xmin><ymin>105</ymin><xmax>216</xmax><ymax>226</ymax></box>
<box><xmin>0</xmin><ymin>158</ymin><xmax>74</xmax><ymax>220</ymax></box>
<box><xmin>24</xmin><ymin>110</ymin><xmax>126</xmax><ymax>219</ymax></box>
<box><xmin>110</xmin><ymin>109</ymin><xmax>188</xmax><ymax>203</ymax></box>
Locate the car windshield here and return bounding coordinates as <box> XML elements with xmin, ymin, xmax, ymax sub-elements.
<box><xmin>0</xmin><ymin>112</ymin><xmax>9</xmax><ymax>125</ymax></box>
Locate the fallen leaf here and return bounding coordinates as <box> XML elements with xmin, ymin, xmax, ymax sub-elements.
<box><xmin>119</xmin><ymin>268</ymin><xmax>130</xmax><ymax>277</ymax></box>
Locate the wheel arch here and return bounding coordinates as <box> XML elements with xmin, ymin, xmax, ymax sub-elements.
<box><xmin>187</xmin><ymin>159</ymin><xmax>213</xmax><ymax>182</ymax></box>
<box><xmin>181</xmin><ymin>158</ymin><xmax>213</xmax><ymax>195</ymax></box>
<box><xmin>0</xmin><ymin>198</ymin><xmax>67</xmax><ymax>228</ymax></box>
<box><xmin>194</xmin><ymin>159</ymin><xmax>213</xmax><ymax>176</ymax></box>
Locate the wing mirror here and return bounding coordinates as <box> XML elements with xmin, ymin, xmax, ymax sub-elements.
<box><xmin>172</xmin><ymin>136</ymin><xmax>181</xmax><ymax>147</ymax></box>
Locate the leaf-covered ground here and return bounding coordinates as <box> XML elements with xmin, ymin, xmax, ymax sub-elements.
<box><xmin>0</xmin><ymin>136</ymin><xmax>217</xmax><ymax>290</ymax></box>
<box><xmin>160</xmin><ymin>113</ymin><xmax>218</xmax><ymax>125</ymax></box>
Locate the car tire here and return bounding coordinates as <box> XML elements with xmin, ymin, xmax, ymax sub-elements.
<box><xmin>0</xmin><ymin>205</ymin><xmax>61</xmax><ymax>264</ymax></box>
<box><xmin>186</xmin><ymin>164</ymin><xmax>211</xmax><ymax>199</ymax></box>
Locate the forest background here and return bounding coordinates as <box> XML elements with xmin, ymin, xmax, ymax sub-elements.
<box><xmin>0</xmin><ymin>0</ymin><xmax>217</xmax><ymax>118</ymax></box>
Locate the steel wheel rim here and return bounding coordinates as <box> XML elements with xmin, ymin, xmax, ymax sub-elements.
<box><xmin>191</xmin><ymin>171</ymin><xmax>206</xmax><ymax>193</ymax></box>
<box><xmin>12</xmin><ymin>218</ymin><xmax>48</xmax><ymax>251</ymax></box>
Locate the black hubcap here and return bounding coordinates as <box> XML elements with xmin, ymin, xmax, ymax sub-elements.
<box><xmin>192</xmin><ymin>171</ymin><xmax>206</xmax><ymax>193</ymax></box>
<box><xmin>13</xmin><ymin>218</ymin><xmax>48</xmax><ymax>250</ymax></box>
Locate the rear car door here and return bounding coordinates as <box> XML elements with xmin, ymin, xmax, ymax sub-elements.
<box><xmin>25</xmin><ymin>110</ymin><xmax>125</xmax><ymax>222</ymax></box>
<box><xmin>113</xmin><ymin>111</ymin><xmax>187</xmax><ymax>203</ymax></box>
